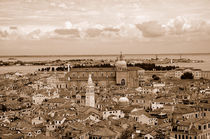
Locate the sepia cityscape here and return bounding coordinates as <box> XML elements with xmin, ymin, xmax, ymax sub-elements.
<box><xmin>1</xmin><ymin>0</ymin><xmax>210</xmax><ymax>139</ymax></box>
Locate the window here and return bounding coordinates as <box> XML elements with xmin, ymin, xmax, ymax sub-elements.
<box><xmin>121</xmin><ymin>79</ymin><xmax>125</xmax><ymax>86</ymax></box>
<box><xmin>198</xmin><ymin>125</ymin><xmax>201</xmax><ymax>130</ymax></box>
<box><xmin>195</xmin><ymin>114</ymin><xmax>198</xmax><ymax>118</ymax></box>
<box><xmin>204</xmin><ymin>125</ymin><xmax>206</xmax><ymax>130</ymax></box>
<box><xmin>208</xmin><ymin>124</ymin><xmax>210</xmax><ymax>128</ymax></box>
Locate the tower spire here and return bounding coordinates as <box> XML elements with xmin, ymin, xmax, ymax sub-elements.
<box><xmin>88</xmin><ymin>74</ymin><xmax>93</xmax><ymax>85</ymax></box>
<box><xmin>120</xmin><ymin>51</ymin><xmax>123</xmax><ymax>60</ymax></box>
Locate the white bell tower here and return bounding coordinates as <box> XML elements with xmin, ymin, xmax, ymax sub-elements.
<box><xmin>86</xmin><ymin>74</ymin><xmax>95</xmax><ymax>107</ymax></box>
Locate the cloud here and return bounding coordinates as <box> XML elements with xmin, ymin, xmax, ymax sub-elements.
<box><xmin>65</xmin><ymin>21</ymin><xmax>73</xmax><ymax>29</ymax></box>
<box><xmin>135</xmin><ymin>17</ymin><xmax>210</xmax><ymax>39</ymax></box>
<box><xmin>50</xmin><ymin>2</ymin><xmax>68</xmax><ymax>9</ymax></box>
<box><xmin>85</xmin><ymin>28</ymin><xmax>103</xmax><ymax>38</ymax></box>
<box><xmin>0</xmin><ymin>27</ymin><xmax>25</xmax><ymax>40</ymax></box>
<box><xmin>163</xmin><ymin>16</ymin><xmax>210</xmax><ymax>35</ymax></box>
<box><xmin>99</xmin><ymin>27</ymin><xmax>119</xmax><ymax>38</ymax></box>
<box><xmin>103</xmin><ymin>27</ymin><xmax>120</xmax><ymax>32</ymax></box>
<box><xmin>58</xmin><ymin>3</ymin><xmax>67</xmax><ymax>9</ymax></box>
<box><xmin>54</xmin><ymin>29</ymin><xmax>80</xmax><ymax>37</ymax></box>
<box><xmin>100</xmin><ymin>31</ymin><xmax>119</xmax><ymax>38</ymax></box>
<box><xmin>136</xmin><ymin>21</ymin><xmax>165</xmax><ymax>38</ymax></box>
<box><xmin>0</xmin><ymin>30</ymin><xmax>9</xmax><ymax>39</ymax></box>
<box><xmin>9</xmin><ymin>26</ymin><xmax>18</xmax><ymax>30</ymax></box>
<box><xmin>1</xmin><ymin>16</ymin><xmax>210</xmax><ymax>41</ymax></box>
<box><xmin>27</xmin><ymin>29</ymin><xmax>41</xmax><ymax>40</ymax></box>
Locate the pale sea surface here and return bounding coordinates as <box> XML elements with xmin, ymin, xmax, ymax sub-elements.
<box><xmin>0</xmin><ymin>54</ymin><xmax>210</xmax><ymax>74</ymax></box>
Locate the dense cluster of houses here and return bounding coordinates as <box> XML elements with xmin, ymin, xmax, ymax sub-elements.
<box><xmin>1</xmin><ymin>66</ymin><xmax>210</xmax><ymax>139</ymax></box>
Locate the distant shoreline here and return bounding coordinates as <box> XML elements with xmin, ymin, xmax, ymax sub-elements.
<box><xmin>0</xmin><ymin>53</ymin><xmax>210</xmax><ymax>57</ymax></box>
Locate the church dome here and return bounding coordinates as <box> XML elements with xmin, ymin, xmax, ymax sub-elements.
<box><xmin>119</xmin><ymin>97</ymin><xmax>129</xmax><ymax>103</ymax></box>
<box><xmin>152</xmin><ymin>88</ymin><xmax>159</xmax><ymax>94</ymax></box>
<box><xmin>115</xmin><ymin>52</ymin><xmax>127</xmax><ymax>69</ymax></box>
<box><xmin>115</xmin><ymin>60</ymin><xmax>127</xmax><ymax>68</ymax></box>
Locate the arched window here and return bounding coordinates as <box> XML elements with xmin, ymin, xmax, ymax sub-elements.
<box><xmin>121</xmin><ymin>79</ymin><xmax>125</xmax><ymax>86</ymax></box>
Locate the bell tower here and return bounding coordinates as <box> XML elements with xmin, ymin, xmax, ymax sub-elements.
<box><xmin>85</xmin><ymin>74</ymin><xmax>95</xmax><ymax>107</ymax></box>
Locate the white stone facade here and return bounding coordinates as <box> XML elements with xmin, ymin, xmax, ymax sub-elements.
<box><xmin>86</xmin><ymin>74</ymin><xmax>95</xmax><ymax>107</ymax></box>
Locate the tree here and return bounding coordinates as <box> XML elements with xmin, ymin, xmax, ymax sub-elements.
<box><xmin>152</xmin><ymin>74</ymin><xmax>160</xmax><ymax>80</ymax></box>
<box><xmin>181</xmin><ymin>72</ymin><xmax>194</xmax><ymax>79</ymax></box>
<box><xmin>120</xmin><ymin>128</ymin><xmax>133</xmax><ymax>139</ymax></box>
<box><xmin>0</xmin><ymin>104</ymin><xmax>7</xmax><ymax>112</ymax></box>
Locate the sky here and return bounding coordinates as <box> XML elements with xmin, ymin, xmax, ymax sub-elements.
<box><xmin>0</xmin><ymin>0</ymin><xmax>210</xmax><ymax>55</ymax></box>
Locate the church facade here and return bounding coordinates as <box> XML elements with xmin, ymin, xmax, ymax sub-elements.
<box><xmin>62</xmin><ymin>54</ymin><xmax>144</xmax><ymax>90</ymax></box>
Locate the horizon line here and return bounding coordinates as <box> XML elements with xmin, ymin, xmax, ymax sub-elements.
<box><xmin>0</xmin><ymin>52</ymin><xmax>210</xmax><ymax>57</ymax></box>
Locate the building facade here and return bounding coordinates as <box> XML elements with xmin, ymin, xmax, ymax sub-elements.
<box><xmin>202</xmin><ymin>71</ymin><xmax>210</xmax><ymax>80</ymax></box>
<box><xmin>59</xmin><ymin>54</ymin><xmax>144</xmax><ymax>90</ymax></box>
<box><xmin>171</xmin><ymin>118</ymin><xmax>210</xmax><ymax>139</ymax></box>
<box><xmin>174</xmin><ymin>68</ymin><xmax>202</xmax><ymax>79</ymax></box>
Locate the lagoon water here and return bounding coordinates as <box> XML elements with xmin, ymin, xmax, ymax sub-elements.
<box><xmin>0</xmin><ymin>54</ymin><xmax>210</xmax><ymax>74</ymax></box>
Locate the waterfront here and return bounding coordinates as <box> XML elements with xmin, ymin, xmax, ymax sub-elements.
<box><xmin>1</xmin><ymin>53</ymin><xmax>210</xmax><ymax>61</ymax></box>
<box><xmin>0</xmin><ymin>53</ymin><xmax>210</xmax><ymax>74</ymax></box>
